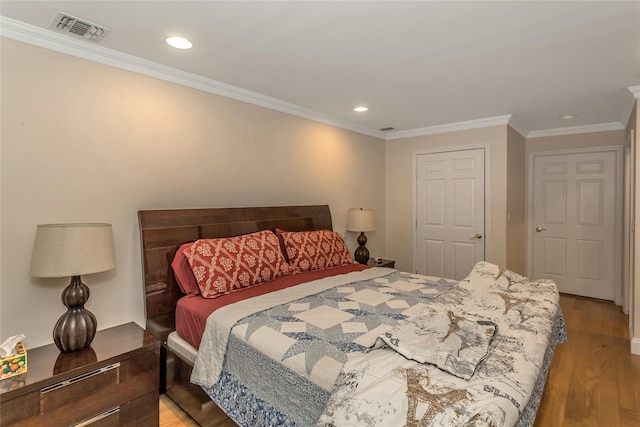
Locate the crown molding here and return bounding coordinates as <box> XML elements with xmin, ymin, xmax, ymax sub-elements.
<box><xmin>386</xmin><ymin>115</ymin><xmax>513</xmax><ymax>140</ymax></box>
<box><xmin>629</xmin><ymin>85</ymin><xmax>640</xmax><ymax>99</ymax></box>
<box><xmin>527</xmin><ymin>122</ymin><xmax>625</xmax><ymax>139</ymax></box>
<box><xmin>0</xmin><ymin>16</ymin><xmax>386</xmax><ymax>140</ymax></box>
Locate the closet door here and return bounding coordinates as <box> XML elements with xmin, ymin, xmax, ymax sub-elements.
<box><xmin>415</xmin><ymin>148</ymin><xmax>485</xmax><ymax>280</ymax></box>
<box><xmin>530</xmin><ymin>149</ymin><xmax>619</xmax><ymax>300</ymax></box>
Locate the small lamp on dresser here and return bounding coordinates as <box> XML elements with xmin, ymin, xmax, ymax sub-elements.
<box><xmin>30</xmin><ymin>223</ymin><xmax>115</xmax><ymax>353</ymax></box>
<box><xmin>346</xmin><ymin>208</ymin><xmax>375</xmax><ymax>265</ymax></box>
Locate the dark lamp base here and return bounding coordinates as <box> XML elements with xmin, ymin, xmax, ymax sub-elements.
<box><xmin>354</xmin><ymin>232</ymin><xmax>370</xmax><ymax>265</ymax></box>
<box><xmin>53</xmin><ymin>275</ymin><xmax>97</xmax><ymax>353</ymax></box>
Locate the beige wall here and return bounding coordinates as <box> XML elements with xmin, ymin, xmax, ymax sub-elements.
<box><xmin>506</xmin><ymin>126</ymin><xmax>526</xmax><ymax>274</ymax></box>
<box><xmin>0</xmin><ymin>38</ymin><xmax>386</xmax><ymax>348</ymax></box>
<box><xmin>384</xmin><ymin>126</ymin><xmax>508</xmax><ymax>272</ymax></box>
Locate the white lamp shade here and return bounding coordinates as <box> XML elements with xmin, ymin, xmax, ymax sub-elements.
<box><xmin>346</xmin><ymin>208</ymin><xmax>375</xmax><ymax>232</ymax></box>
<box><xmin>30</xmin><ymin>223</ymin><xmax>115</xmax><ymax>277</ymax></box>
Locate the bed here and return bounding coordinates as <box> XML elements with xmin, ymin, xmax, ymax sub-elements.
<box><xmin>138</xmin><ymin>205</ymin><xmax>567</xmax><ymax>427</ymax></box>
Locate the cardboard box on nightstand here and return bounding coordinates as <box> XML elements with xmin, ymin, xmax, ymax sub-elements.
<box><xmin>0</xmin><ymin>342</ymin><xmax>27</xmax><ymax>380</ymax></box>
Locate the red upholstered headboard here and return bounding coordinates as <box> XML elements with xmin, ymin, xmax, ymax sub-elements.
<box><xmin>137</xmin><ymin>205</ymin><xmax>333</xmax><ymax>340</ymax></box>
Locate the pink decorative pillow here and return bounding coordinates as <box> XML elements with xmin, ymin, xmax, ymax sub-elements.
<box><xmin>172</xmin><ymin>243</ymin><xmax>201</xmax><ymax>295</ymax></box>
<box><xmin>277</xmin><ymin>229</ymin><xmax>354</xmax><ymax>272</ymax></box>
<box><xmin>183</xmin><ymin>231</ymin><xmax>294</xmax><ymax>298</ymax></box>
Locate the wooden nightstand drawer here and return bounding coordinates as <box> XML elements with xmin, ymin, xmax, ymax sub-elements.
<box><xmin>71</xmin><ymin>392</ymin><xmax>159</xmax><ymax>427</ymax></box>
<box><xmin>40</xmin><ymin>362</ymin><xmax>121</xmax><ymax>416</ymax></box>
<box><xmin>0</xmin><ymin>323</ymin><xmax>160</xmax><ymax>427</ymax></box>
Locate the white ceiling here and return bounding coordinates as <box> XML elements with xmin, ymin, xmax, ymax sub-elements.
<box><xmin>2</xmin><ymin>1</ymin><xmax>639</xmax><ymax>139</ymax></box>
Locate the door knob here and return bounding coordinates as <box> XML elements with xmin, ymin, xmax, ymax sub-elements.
<box><xmin>470</xmin><ymin>233</ymin><xmax>482</xmax><ymax>240</ymax></box>
<box><xmin>536</xmin><ymin>227</ymin><xmax>546</xmax><ymax>232</ymax></box>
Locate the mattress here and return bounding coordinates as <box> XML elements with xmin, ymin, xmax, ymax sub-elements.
<box><xmin>167</xmin><ymin>330</ymin><xmax>198</xmax><ymax>364</ymax></box>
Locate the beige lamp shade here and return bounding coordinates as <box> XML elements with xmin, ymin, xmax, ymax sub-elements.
<box><xmin>346</xmin><ymin>208</ymin><xmax>375</xmax><ymax>232</ymax></box>
<box><xmin>30</xmin><ymin>223</ymin><xmax>115</xmax><ymax>277</ymax></box>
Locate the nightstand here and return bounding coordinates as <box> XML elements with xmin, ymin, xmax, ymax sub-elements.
<box><xmin>367</xmin><ymin>258</ymin><xmax>395</xmax><ymax>268</ymax></box>
<box><xmin>0</xmin><ymin>322</ymin><xmax>160</xmax><ymax>427</ymax></box>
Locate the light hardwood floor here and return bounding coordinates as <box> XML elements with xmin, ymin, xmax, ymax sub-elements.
<box><xmin>534</xmin><ymin>294</ymin><xmax>640</xmax><ymax>426</ymax></box>
<box><xmin>159</xmin><ymin>293</ymin><xmax>640</xmax><ymax>427</ymax></box>
<box><xmin>160</xmin><ymin>394</ymin><xmax>199</xmax><ymax>427</ymax></box>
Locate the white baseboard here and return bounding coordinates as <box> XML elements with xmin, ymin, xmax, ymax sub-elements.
<box><xmin>632</xmin><ymin>338</ymin><xmax>640</xmax><ymax>355</ymax></box>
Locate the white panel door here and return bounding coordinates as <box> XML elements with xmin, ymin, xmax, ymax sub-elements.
<box><xmin>531</xmin><ymin>151</ymin><xmax>617</xmax><ymax>300</ymax></box>
<box><xmin>416</xmin><ymin>149</ymin><xmax>485</xmax><ymax>280</ymax></box>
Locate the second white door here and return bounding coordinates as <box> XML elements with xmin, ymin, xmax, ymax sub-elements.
<box><xmin>530</xmin><ymin>149</ymin><xmax>619</xmax><ymax>300</ymax></box>
<box><xmin>416</xmin><ymin>148</ymin><xmax>485</xmax><ymax>280</ymax></box>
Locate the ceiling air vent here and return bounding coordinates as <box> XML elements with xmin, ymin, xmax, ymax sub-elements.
<box><xmin>379</xmin><ymin>127</ymin><xmax>395</xmax><ymax>132</ymax></box>
<box><xmin>49</xmin><ymin>12</ymin><xmax>110</xmax><ymax>42</ymax></box>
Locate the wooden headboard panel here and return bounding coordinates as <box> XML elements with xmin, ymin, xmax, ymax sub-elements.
<box><xmin>137</xmin><ymin>205</ymin><xmax>332</xmax><ymax>340</ymax></box>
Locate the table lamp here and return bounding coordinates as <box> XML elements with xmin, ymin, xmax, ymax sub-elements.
<box><xmin>30</xmin><ymin>223</ymin><xmax>115</xmax><ymax>353</ymax></box>
<box><xmin>346</xmin><ymin>208</ymin><xmax>375</xmax><ymax>264</ymax></box>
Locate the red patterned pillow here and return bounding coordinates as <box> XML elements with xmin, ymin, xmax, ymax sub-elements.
<box><xmin>183</xmin><ymin>231</ymin><xmax>294</xmax><ymax>298</ymax></box>
<box><xmin>277</xmin><ymin>229</ymin><xmax>354</xmax><ymax>272</ymax></box>
<box><xmin>172</xmin><ymin>243</ymin><xmax>201</xmax><ymax>295</ymax></box>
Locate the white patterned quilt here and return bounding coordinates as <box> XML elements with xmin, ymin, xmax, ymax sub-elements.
<box><xmin>318</xmin><ymin>262</ymin><xmax>563</xmax><ymax>427</ymax></box>
<box><xmin>190</xmin><ymin>262</ymin><xmax>566</xmax><ymax>427</ymax></box>
<box><xmin>372</xmin><ymin>303</ymin><xmax>498</xmax><ymax>380</ymax></box>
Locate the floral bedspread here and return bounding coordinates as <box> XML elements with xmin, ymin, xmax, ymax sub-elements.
<box><xmin>318</xmin><ymin>262</ymin><xmax>565</xmax><ymax>427</ymax></box>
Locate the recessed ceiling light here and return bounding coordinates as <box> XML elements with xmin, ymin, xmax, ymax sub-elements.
<box><xmin>559</xmin><ymin>114</ymin><xmax>576</xmax><ymax>120</ymax></box>
<box><xmin>354</xmin><ymin>106</ymin><xmax>368</xmax><ymax>112</ymax></box>
<box><xmin>166</xmin><ymin>36</ymin><xmax>193</xmax><ymax>50</ymax></box>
